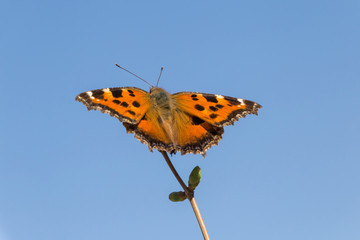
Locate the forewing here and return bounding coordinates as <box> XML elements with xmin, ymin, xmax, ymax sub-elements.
<box><xmin>75</xmin><ymin>87</ymin><xmax>151</xmax><ymax>124</ymax></box>
<box><xmin>172</xmin><ymin>92</ymin><xmax>262</xmax><ymax>127</ymax></box>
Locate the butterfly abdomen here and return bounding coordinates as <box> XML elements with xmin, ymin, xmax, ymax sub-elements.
<box><xmin>147</xmin><ymin>88</ymin><xmax>178</xmax><ymax>145</ymax></box>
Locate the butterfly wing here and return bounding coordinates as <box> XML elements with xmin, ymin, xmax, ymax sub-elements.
<box><xmin>122</xmin><ymin>108</ymin><xmax>173</xmax><ymax>153</ymax></box>
<box><xmin>171</xmin><ymin>110</ymin><xmax>224</xmax><ymax>156</ymax></box>
<box><xmin>76</xmin><ymin>87</ymin><xmax>151</xmax><ymax>124</ymax></box>
<box><xmin>172</xmin><ymin>92</ymin><xmax>262</xmax><ymax>127</ymax></box>
<box><xmin>76</xmin><ymin>87</ymin><xmax>261</xmax><ymax>156</ymax></box>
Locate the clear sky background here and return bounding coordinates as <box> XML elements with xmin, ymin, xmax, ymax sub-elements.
<box><xmin>1</xmin><ymin>1</ymin><xmax>359</xmax><ymax>240</ymax></box>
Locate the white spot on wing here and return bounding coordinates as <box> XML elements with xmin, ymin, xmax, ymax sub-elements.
<box><xmin>103</xmin><ymin>88</ymin><xmax>110</xmax><ymax>92</ymax></box>
<box><xmin>87</xmin><ymin>91</ymin><xmax>94</xmax><ymax>99</ymax></box>
<box><xmin>216</xmin><ymin>94</ymin><xmax>224</xmax><ymax>99</ymax></box>
<box><xmin>237</xmin><ymin>98</ymin><xmax>245</xmax><ymax>105</ymax></box>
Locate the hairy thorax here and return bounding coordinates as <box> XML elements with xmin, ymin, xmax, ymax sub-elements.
<box><xmin>149</xmin><ymin>87</ymin><xmax>179</xmax><ymax>145</ymax></box>
<box><xmin>149</xmin><ymin>87</ymin><xmax>172</xmax><ymax>111</ymax></box>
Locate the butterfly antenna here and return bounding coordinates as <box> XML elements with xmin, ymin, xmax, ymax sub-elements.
<box><xmin>156</xmin><ymin>67</ymin><xmax>164</xmax><ymax>87</ymax></box>
<box><xmin>115</xmin><ymin>64</ymin><xmax>154</xmax><ymax>87</ymax></box>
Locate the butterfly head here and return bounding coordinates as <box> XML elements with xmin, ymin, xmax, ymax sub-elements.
<box><xmin>149</xmin><ymin>87</ymin><xmax>171</xmax><ymax>106</ymax></box>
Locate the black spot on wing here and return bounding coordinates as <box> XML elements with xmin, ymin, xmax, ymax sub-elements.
<box><xmin>127</xmin><ymin>110</ymin><xmax>136</xmax><ymax>116</ymax></box>
<box><xmin>121</xmin><ymin>102</ymin><xmax>129</xmax><ymax>107</ymax></box>
<box><xmin>192</xmin><ymin>116</ymin><xmax>205</xmax><ymax>125</ymax></box>
<box><xmin>92</xmin><ymin>90</ymin><xmax>104</xmax><ymax>99</ymax></box>
<box><xmin>111</xmin><ymin>89</ymin><xmax>123</xmax><ymax>98</ymax></box>
<box><xmin>209</xmin><ymin>106</ymin><xmax>218</xmax><ymax>111</ymax></box>
<box><xmin>191</xmin><ymin>94</ymin><xmax>199</xmax><ymax>101</ymax></box>
<box><xmin>224</xmin><ymin>96</ymin><xmax>240</xmax><ymax>105</ymax></box>
<box><xmin>195</xmin><ymin>104</ymin><xmax>205</xmax><ymax>111</ymax></box>
<box><xmin>216</xmin><ymin>104</ymin><xmax>224</xmax><ymax>109</ymax></box>
<box><xmin>132</xmin><ymin>101</ymin><xmax>140</xmax><ymax>107</ymax></box>
<box><xmin>113</xmin><ymin>100</ymin><xmax>121</xmax><ymax>104</ymax></box>
<box><xmin>204</xmin><ymin>95</ymin><xmax>218</xmax><ymax>103</ymax></box>
<box><xmin>210</xmin><ymin>113</ymin><xmax>218</xmax><ymax>119</ymax></box>
<box><xmin>128</xmin><ymin>90</ymin><xmax>135</xmax><ymax>97</ymax></box>
<box><xmin>243</xmin><ymin>100</ymin><xmax>255</xmax><ymax>108</ymax></box>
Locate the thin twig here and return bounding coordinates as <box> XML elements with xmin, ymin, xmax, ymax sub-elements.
<box><xmin>160</xmin><ymin>151</ymin><xmax>190</xmax><ymax>197</ymax></box>
<box><xmin>160</xmin><ymin>151</ymin><xmax>210</xmax><ymax>240</ymax></box>
<box><xmin>190</xmin><ymin>197</ymin><xmax>209</xmax><ymax>240</ymax></box>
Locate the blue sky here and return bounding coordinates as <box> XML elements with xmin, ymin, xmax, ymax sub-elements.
<box><xmin>1</xmin><ymin>1</ymin><xmax>359</xmax><ymax>239</ymax></box>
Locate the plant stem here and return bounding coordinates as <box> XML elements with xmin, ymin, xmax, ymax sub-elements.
<box><xmin>190</xmin><ymin>197</ymin><xmax>209</xmax><ymax>240</ymax></box>
<box><xmin>160</xmin><ymin>151</ymin><xmax>210</xmax><ymax>240</ymax></box>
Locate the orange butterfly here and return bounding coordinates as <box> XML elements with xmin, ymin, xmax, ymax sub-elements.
<box><xmin>76</xmin><ymin>85</ymin><xmax>261</xmax><ymax>156</ymax></box>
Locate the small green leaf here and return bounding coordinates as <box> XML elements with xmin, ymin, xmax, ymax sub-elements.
<box><xmin>169</xmin><ymin>191</ymin><xmax>186</xmax><ymax>202</ymax></box>
<box><xmin>188</xmin><ymin>166</ymin><xmax>201</xmax><ymax>191</ymax></box>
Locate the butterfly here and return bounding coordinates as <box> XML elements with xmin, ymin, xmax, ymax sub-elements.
<box><xmin>75</xmin><ymin>86</ymin><xmax>261</xmax><ymax>156</ymax></box>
